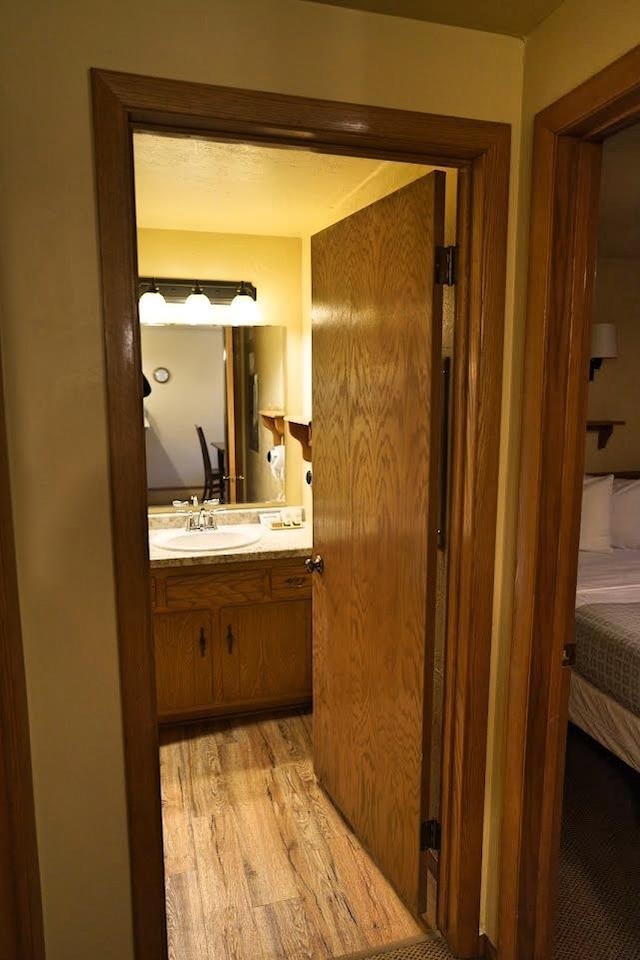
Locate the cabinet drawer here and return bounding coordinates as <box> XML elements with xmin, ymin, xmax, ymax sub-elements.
<box><xmin>165</xmin><ymin>570</ymin><xmax>269</xmax><ymax>608</ymax></box>
<box><xmin>271</xmin><ymin>563</ymin><xmax>312</xmax><ymax>599</ymax></box>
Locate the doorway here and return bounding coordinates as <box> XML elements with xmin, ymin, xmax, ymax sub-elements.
<box><xmin>501</xmin><ymin>43</ymin><xmax>640</xmax><ymax>960</ymax></box>
<box><xmin>136</xmin><ymin>135</ymin><xmax>455</xmax><ymax>956</ymax></box>
<box><xmin>91</xmin><ymin>68</ymin><xmax>509</xmax><ymax>960</ymax></box>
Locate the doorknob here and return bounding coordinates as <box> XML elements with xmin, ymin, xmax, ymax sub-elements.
<box><xmin>305</xmin><ymin>555</ymin><xmax>324</xmax><ymax>574</ymax></box>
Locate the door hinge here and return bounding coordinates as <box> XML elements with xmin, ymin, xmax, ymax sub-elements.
<box><xmin>435</xmin><ymin>245</ymin><xmax>457</xmax><ymax>286</ymax></box>
<box><xmin>420</xmin><ymin>818</ymin><xmax>441</xmax><ymax>852</ymax></box>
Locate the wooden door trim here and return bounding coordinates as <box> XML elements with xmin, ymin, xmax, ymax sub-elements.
<box><xmin>224</xmin><ymin>327</ymin><xmax>238</xmax><ymax>504</ymax></box>
<box><xmin>0</xmin><ymin>345</ymin><xmax>45</xmax><ymax>960</ymax></box>
<box><xmin>91</xmin><ymin>68</ymin><xmax>510</xmax><ymax>960</ymax></box>
<box><xmin>500</xmin><ymin>44</ymin><xmax>640</xmax><ymax>960</ymax></box>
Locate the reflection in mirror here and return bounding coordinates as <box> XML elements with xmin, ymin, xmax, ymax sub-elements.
<box><xmin>141</xmin><ymin>312</ymin><xmax>286</xmax><ymax>508</ymax></box>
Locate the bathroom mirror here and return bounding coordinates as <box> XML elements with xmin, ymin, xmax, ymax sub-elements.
<box><xmin>142</xmin><ymin>322</ymin><xmax>286</xmax><ymax>508</ymax></box>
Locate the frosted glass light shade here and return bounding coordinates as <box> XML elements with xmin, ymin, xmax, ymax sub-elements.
<box><xmin>184</xmin><ymin>289</ymin><xmax>212</xmax><ymax>324</ymax></box>
<box><xmin>229</xmin><ymin>292</ymin><xmax>260</xmax><ymax>326</ymax></box>
<box><xmin>591</xmin><ymin>323</ymin><xmax>618</xmax><ymax>359</ymax></box>
<box><xmin>138</xmin><ymin>288</ymin><xmax>167</xmax><ymax>325</ymax></box>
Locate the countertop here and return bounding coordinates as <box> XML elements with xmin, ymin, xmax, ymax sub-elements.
<box><xmin>148</xmin><ymin>519</ymin><xmax>313</xmax><ymax>569</ymax></box>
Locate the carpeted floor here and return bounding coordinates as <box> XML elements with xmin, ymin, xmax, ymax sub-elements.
<box><xmin>334</xmin><ymin>935</ymin><xmax>454</xmax><ymax>960</ymax></box>
<box><xmin>554</xmin><ymin>726</ymin><xmax>640</xmax><ymax>959</ymax></box>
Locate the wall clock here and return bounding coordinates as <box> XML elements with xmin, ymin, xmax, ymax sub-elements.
<box><xmin>153</xmin><ymin>366</ymin><xmax>170</xmax><ymax>384</ymax></box>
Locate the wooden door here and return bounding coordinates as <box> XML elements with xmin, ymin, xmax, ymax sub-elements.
<box><xmin>312</xmin><ymin>172</ymin><xmax>445</xmax><ymax>913</ymax></box>
<box><xmin>153</xmin><ymin>610</ymin><xmax>213</xmax><ymax>714</ymax></box>
<box><xmin>218</xmin><ymin>601</ymin><xmax>312</xmax><ymax>705</ymax></box>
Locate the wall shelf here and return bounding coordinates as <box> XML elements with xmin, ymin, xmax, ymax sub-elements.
<box><xmin>285</xmin><ymin>416</ymin><xmax>312</xmax><ymax>462</ymax></box>
<box><xmin>586</xmin><ymin>420</ymin><xmax>626</xmax><ymax>450</ymax></box>
<box><xmin>259</xmin><ymin>410</ymin><xmax>285</xmax><ymax>445</ymax></box>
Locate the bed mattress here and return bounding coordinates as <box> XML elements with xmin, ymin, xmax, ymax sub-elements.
<box><xmin>569</xmin><ymin>673</ymin><xmax>640</xmax><ymax>773</ymax></box>
<box><xmin>576</xmin><ymin>548</ymin><xmax>640</xmax><ymax>607</ymax></box>
<box><xmin>574</xmin><ymin>602</ymin><xmax>640</xmax><ymax>717</ymax></box>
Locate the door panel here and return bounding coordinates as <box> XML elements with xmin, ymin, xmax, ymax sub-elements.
<box><xmin>218</xmin><ymin>601</ymin><xmax>312</xmax><ymax>704</ymax></box>
<box><xmin>312</xmin><ymin>172</ymin><xmax>445</xmax><ymax>913</ymax></box>
<box><xmin>154</xmin><ymin>610</ymin><xmax>213</xmax><ymax>713</ymax></box>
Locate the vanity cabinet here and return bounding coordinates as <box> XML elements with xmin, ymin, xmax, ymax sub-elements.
<box><xmin>150</xmin><ymin>556</ymin><xmax>312</xmax><ymax>723</ymax></box>
<box><xmin>153</xmin><ymin>610</ymin><xmax>213</xmax><ymax>715</ymax></box>
<box><xmin>219</xmin><ymin>601</ymin><xmax>311</xmax><ymax>704</ymax></box>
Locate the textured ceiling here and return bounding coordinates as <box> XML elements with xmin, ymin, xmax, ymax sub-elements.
<box><xmin>299</xmin><ymin>0</ymin><xmax>564</xmax><ymax>37</ymax></box>
<box><xmin>598</xmin><ymin>123</ymin><xmax>640</xmax><ymax>259</ymax></box>
<box><xmin>133</xmin><ymin>134</ymin><xmax>427</xmax><ymax>237</ymax></box>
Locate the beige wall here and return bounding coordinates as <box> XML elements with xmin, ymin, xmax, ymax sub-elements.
<box><xmin>479</xmin><ymin>0</ymin><xmax>640</xmax><ymax>943</ymax></box>
<box><xmin>0</xmin><ymin>3</ymin><xmax>525</xmax><ymax>958</ymax></box>
<box><xmin>138</xmin><ymin>229</ymin><xmax>302</xmax><ymax>504</ymax></box>
<box><xmin>585</xmin><ymin>258</ymin><xmax>640</xmax><ymax>472</ymax></box>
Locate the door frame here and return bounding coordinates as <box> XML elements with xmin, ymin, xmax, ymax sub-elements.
<box><xmin>499</xmin><ymin>44</ymin><xmax>640</xmax><ymax>960</ymax></box>
<box><xmin>0</xmin><ymin>342</ymin><xmax>45</xmax><ymax>960</ymax></box>
<box><xmin>91</xmin><ymin>68</ymin><xmax>510</xmax><ymax>960</ymax></box>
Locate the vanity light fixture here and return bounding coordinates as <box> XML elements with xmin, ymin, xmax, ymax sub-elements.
<box><xmin>183</xmin><ymin>281</ymin><xmax>212</xmax><ymax>324</ymax></box>
<box><xmin>138</xmin><ymin>277</ymin><xmax>258</xmax><ymax>327</ymax></box>
<box><xmin>589</xmin><ymin>322</ymin><xmax>618</xmax><ymax>380</ymax></box>
<box><xmin>230</xmin><ymin>280</ymin><xmax>260</xmax><ymax>326</ymax></box>
<box><xmin>138</xmin><ymin>278</ymin><xmax>167</xmax><ymax>325</ymax></box>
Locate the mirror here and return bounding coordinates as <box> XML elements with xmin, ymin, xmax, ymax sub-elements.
<box><xmin>142</xmin><ymin>321</ymin><xmax>287</xmax><ymax>508</ymax></box>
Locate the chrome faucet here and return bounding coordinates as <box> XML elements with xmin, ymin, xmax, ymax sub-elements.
<box><xmin>185</xmin><ymin>506</ymin><xmax>218</xmax><ymax>532</ymax></box>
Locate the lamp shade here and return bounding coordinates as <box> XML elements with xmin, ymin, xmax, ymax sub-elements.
<box><xmin>183</xmin><ymin>283</ymin><xmax>212</xmax><ymax>324</ymax></box>
<box><xmin>230</xmin><ymin>281</ymin><xmax>261</xmax><ymax>326</ymax></box>
<box><xmin>138</xmin><ymin>282</ymin><xmax>167</xmax><ymax>325</ymax></box>
<box><xmin>591</xmin><ymin>323</ymin><xmax>618</xmax><ymax>359</ymax></box>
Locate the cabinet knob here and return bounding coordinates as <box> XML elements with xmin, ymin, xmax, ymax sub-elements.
<box><xmin>226</xmin><ymin>624</ymin><xmax>234</xmax><ymax>654</ymax></box>
<box><xmin>199</xmin><ymin>626</ymin><xmax>207</xmax><ymax>657</ymax></box>
<box><xmin>305</xmin><ymin>555</ymin><xmax>324</xmax><ymax>575</ymax></box>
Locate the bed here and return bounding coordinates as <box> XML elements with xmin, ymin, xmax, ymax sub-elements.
<box><xmin>571</xmin><ymin>548</ymin><xmax>640</xmax><ymax>772</ymax></box>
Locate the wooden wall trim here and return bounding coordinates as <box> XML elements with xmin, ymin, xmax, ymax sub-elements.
<box><xmin>500</xmin><ymin>44</ymin><xmax>640</xmax><ymax>960</ymax></box>
<box><xmin>91</xmin><ymin>68</ymin><xmax>510</xmax><ymax>960</ymax></box>
<box><xmin>438</xmin><ymin>125</ymin><xmax>510</xmax><ymax>958</ymax></box>
<box><xmin>0</xmin><ymin>344</ymin><xmax>45</xmax><ymax>960</ymax></box>
<box><xmin>91</xmin><ymin>72</ymin><xmax>168</xmax><ymax>960</ymax></box>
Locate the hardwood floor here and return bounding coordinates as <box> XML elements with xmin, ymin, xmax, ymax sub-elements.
<box><xmin>159</xmin><ymin>711</ymin><xmax>425</xmax><ymax>960</ymax></box>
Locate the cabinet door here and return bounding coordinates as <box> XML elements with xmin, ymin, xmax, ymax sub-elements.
<box><xmin>154</xmin><ymin>610</ymin><xmax>213</xmax><ymax>715</ymax></box>
<box><xmin>218</xmin><ymin>601</ymin><xmax>311</xmax><ymax>706</ymax></box>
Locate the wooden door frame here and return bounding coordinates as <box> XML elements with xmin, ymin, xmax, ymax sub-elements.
<box><xmin>0</xmin><ymin>343</ymin><xmax>45</xmax><ymax>960</ymax></box>
<box><xmin>499</xmin><ymin>44</ymin><xmax>640</xmax><ymax>960</ymax></box>
<box><xmin>91</xmin><ymin>68</ymin><xmax>510</xmax><ymax>960</ymax></box>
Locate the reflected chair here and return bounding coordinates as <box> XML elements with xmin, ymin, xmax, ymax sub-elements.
<box><xmin>196</xmin><ymin>425</ymin><xmax>223</xmax><ymax>502</ymax></box>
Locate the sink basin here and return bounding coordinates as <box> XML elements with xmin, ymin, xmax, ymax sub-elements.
<box><xmin>150</xmin><ymin>525</ymin><xmax>263</xmax><ymax>553</ymax></box>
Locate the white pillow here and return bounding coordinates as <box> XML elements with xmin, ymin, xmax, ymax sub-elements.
<box><xmin>612</xmin><ymin>478</ymin><xmax>640</xmax><ymax>548</ymax></box>
<box><xmin>580</xmin><ymin>474</ymin><xmax>613</xmax><ymax>553</ymax></box>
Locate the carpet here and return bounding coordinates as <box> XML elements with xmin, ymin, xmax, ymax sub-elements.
<box><xmin>554</xmin><ymin>725</ymin><xmax>640</xmax><ymax>959</ymax></box>
<box><xmin>334</xmin><ymin>934</ymin><xmax>454</xmax><ymax>960</ymax></box>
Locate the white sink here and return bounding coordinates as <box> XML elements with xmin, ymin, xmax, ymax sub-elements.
<box><xmin>150</xmin><ymin>524</ymin><xmax>263</xmax><ymax>553</ymax></box>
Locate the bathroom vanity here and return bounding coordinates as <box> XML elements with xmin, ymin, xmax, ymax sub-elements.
<box><xmin>149</xmin><ymin>519</ymin><xmax>313</xmax><ymax>724</ymax></box>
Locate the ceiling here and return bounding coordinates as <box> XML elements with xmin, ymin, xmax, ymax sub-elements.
<box><xmin>598</xmin><ymin>123</ymin><xmax>640</xmax><ymax>259</ymax></box>
<box><xmin>133</xmin><ymin>133</ymin><xmax>427</xmax><ymax>237</ymax></box>
<box><xmin>299</xmin><ymin>0</ymin><xmax>565</xmax><ymax>38</ymax></box>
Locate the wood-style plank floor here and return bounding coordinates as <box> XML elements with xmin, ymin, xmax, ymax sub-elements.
<box><xmin>159</xmin><ymin>710</ymin><xmax>424</xmax><ymax>960</ymax></box>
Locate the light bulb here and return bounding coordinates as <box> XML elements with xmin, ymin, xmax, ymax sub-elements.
<box><xmin>184</xmin><ymin>283</ymin><xmax>212</xmax><ymax>324</ymax></box>
<box><xmin>138</xmin><ymin>283</ymin><xmax>166</xmax><ymax>325</ymax></box>
<box><xmin>230</xmin><ymin>283</ymin><xmax>260</xmax><ymax>326</ymax></box>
